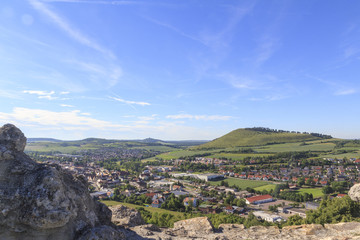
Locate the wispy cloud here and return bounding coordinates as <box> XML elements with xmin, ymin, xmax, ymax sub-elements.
<box><xmin>344</xmin><ymin>46</ymin><xmax>360</xmax><ymax>59</ymax></box>
<box><xmin>23</xmin><ymin>90</ymin><xmax>57</xmax><ymax>100</ymax></box>
<box><xmin>143</xmin><ymin>16</ymin><xmax>206</xmax><ymax>45</ymax></box>
<box><xmin>0</xmin><ymin>107</ymin><xmax>121</xmax><ymax>128</ymax></box>
<box><xmin>307</xmin><ymin>75</ymin><xmax>357</xmax><ymax>96</ymax></box>
<box><xmin>334</xmin><ymin>89</ymin><xmax>357</xmax><ymax>96</ymax></box>
<box><xmin>28</xmin><ymin>0</ymin><xmax>115</xmax><ymax>59</ymax></box>
<box><xmin>254</xmin><ymin>37</ymin><xmax>279</xmax><ymax>67</ymax></box>
<box><xmin>110</xmin><ymin>96</ymin><xmax>150</xmax><ymax>106</ymax></box>
<box><xmin>249</xmin><ymin>94</ymin><xmax>288</xmax><ymax>102</ymax></box>
<box><xmin>0</xmin><ymin>108</ymin><xmax>221</xmax><ymax>140</ymax></box>
<box><xmin>166</xmin><ymin>114</ymin><xmax>231</xmax><ymax>121</ymax></box>
<box><xmin>219</xmin><ymin>73</ymin><xmax>263</xmax><ymax>90</ymax></box>
<box><xmin>67</xmin><ymin>60</ymin><xmax>122</xmax><ymax>87</ymax></box>
<box><xmin>40</xmin><ymin>0</ymin><xmax>144</xmax><ymax>5</ymax></box>
<box><xmin>60</xmin><ymin>104</ymin><xmax>74</xmax><ymax>107</ymax></box>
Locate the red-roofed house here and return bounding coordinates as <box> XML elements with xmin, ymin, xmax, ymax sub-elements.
<box><xmin>336</xmin><ymin>194</ymin><xmax>347</xmax><ymax>198</ymax></box>
<box><xmin>245</xmin><ymin>194</ymin><xmax>273</xmax><ymax>205</ymax></box>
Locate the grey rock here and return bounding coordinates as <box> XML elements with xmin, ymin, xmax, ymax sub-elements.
<box><xmin>77</xmin><ymin>225</ymin><xmax>126</xmax><ymax>240</ymax></box>
<box><xmin>110</xmin><ymin>205</ymin><xmax>144</xmax><ymax>227</ymax></box>
<box><xmin>0</xmin><ymin>124</ymin><xmax>27</xmax><ymax>152</ymax></box>
<box><xmin>349</xmin><ymin>183</ymin><xmax>360</xmax><ymax>201</ymax></box>
<box><xmin>0</xmin><ymin>124</ymin><xmax>120</xmax><ymax>240</ymax></box>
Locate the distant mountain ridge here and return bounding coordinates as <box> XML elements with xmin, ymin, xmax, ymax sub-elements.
<box><xmin>195</xmin><ymin>127</ymin><xmax>332</xmax><ymax>149</ymax></box>
<box><xmin>27</xmin><ymin>138</ymin><xmax>63</xmax><ymax>143</ymax></box>
<box><xmin>27</xmin><ymin>137</ymin><xmax>208</xmax><ymax>147</ymax></box>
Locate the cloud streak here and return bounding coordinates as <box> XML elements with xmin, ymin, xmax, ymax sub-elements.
<box><xmin>110</xmin><ymin>97</ymin><xmax>151</xmax><ymax>106</ymax></box>
<box><xmin>28</xmin><ymin>0</ymin><xmax>115</xmax><ymax>59</ymax></box>
<box><xmin>166</xmin><ymin>114</ymin><xmax>231</xmax><ymax>121</ymax></box>
<box><xmin>40</xmin><ymin>0</ymin><xmax>144</xmax><ymax>5</ymax></box>
<box><xmin>23</xmin><ymin>90</ymin><xmax>57</xmax><ymax>100</ymax></box>
<box><xmin>307</xmin><ymin>75</ymin><xmax>357</xmax><ymax>96</ymax></box>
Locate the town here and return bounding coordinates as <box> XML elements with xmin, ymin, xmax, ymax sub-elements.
<box><xmin>37</xmin><ymin>152</ymin><xmax>355</xmax><ymax>225</ymax></box>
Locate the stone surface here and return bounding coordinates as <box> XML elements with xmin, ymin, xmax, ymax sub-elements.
<box><xmin>0</xmin><ymin>123</ymin><xmax>27</xmax><ymax>152</ymax></box>
<box><xmin>0</xmin><ymin>124</ymin><xmax>122</xmax><ymax>240</ymax></box>
<box><xmin>77</xmin><ymin>225</ymin><xmax>126</xmax><ymax>240</ymax></box>
<box><xmin>172</xmin><ymin>217</ymin><xmax>214</xmax><ymax>237</ymax></box>
<box><xmin>128</xmin><ymin>221</ymin><xmax>360</xmax><ymax>240</ymax></box>
<box><xmin>110</xmin><ymin>205</ymin><xmax>144</xmax><ymax>227</ymax></box>
<box><xmin>349</xmin><ymin>183</ymin><xmax>360</xmax><ymax>201</ymax></box>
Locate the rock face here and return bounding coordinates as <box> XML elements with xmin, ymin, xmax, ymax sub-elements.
<box><xmin>0</xmin><ymin>124</ymin><xmax>123</xmax><ymax>240</ymax></box>
<box><xmin>349</xmin><ymin>183</ymin><xmax>360</xmax><ymax>201</ymax></box>
<box><xmin>110</xmin><ymin>205</ymin><xmax>144</xmax><ymax>227</ymax></box>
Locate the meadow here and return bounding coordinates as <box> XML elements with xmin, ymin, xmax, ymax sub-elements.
<box><xmin>209</xmin><ymin>177</ymin><xmax>274</xmax><ymax>189</ymax></box>
<box><xmin>101</xmin><ymin>200</ymin><xmax>185</xmax><ymax>217</ymax></box>
<box><xmin>296</xmin><ymin>187</ymin><xmax>324</xmax><ymax>198</ymax></box>
<box><xmin>255</xmin><ymin>141</ymin><xmax>336</xmax><ymax>153</ymax></box>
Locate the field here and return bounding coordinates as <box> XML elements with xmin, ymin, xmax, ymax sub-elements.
<box><xmin>255</xmin><ymin>141</ymin><xmax>336</xmax><ymax>153</ymax></box>
<box><xmin>25</xmin><ymin>143</ymin><xmax>97</xmax><ymax>153</ymax></box>
<box><xmin>296</xmin><ymin>187</ymin><xmax>324</xmax><ymax>198</ymax></box>
<box><xmin>254</xmin><ymin>184</ymin><xmax>277</xmax><ymax>192</ymax></box>
<box><xmin>101</xmin><ymin>200</ymin><xmax>185</xmax><ymax>217</ymax></box>
<box><xmin>210</xmin><ymin>177</ymin><xmax>273</xmax><ymax>189</ymax></box>
<box><xmin>208</xmin><ymin>153</ymin><xmax>273</xmax><ymax>161</ymax></box>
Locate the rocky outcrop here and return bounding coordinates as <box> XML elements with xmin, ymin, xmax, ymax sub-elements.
<box><xmin>128</xmin><ymin>221</ymin><xmax>360</xmax><ymax>239</ymax></box>
<box><xmin>0</xmin><ymin>124</ymin><xmax>123</xmax><ymax>240</ymax></box>
<box><xmin>110</xmin><ymin>205</ymin><xmax>144</xmax><ymax>227</ymax></box>
<box><xmin>349</xmin><ymin>183</ymin><xmax>360</xmax><ymax>201</ymax></box>
<box><xmin>169</xmin><ymin>217</ymin><xmax>214</xmax><ymax>237</ymax></box>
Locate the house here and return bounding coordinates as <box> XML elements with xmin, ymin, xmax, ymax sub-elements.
<box><xmin>151</xmin><ymin>197</ymin><xmax>164</xmax><ymax>208</ymax></box>
<box><xmin>287</xmin><ymin>208</ymin><xmax>307</xmax><ymax>218</ymax></box>
<box><xmin>183</xmin><ymin>197</ymin><xmax>198</xmax><ymax>207</ymax></box>
<box><xmin>253</xmin><ymin>211</ymin><xmax>283</xmax><ymax>222</ymax></box>
<box><xmin>336</xmin><ymin>193</ymin><xmax>347</xmax><ymax>198</ymax></box>
<box><xmin>278</xmin><ymin>205</ymin><xmax>292</xmax><ymax>213</ymax></box>
<box><xmin>306</xmin><ymin>202</ymin><xmax>319</xmax><ymax>210</ymax></box>
<box><xmin>245</xmin><ymin>194</ymin><xmax>273</xmax><ymax>205</ymax></box>
<box><xmin>198</xmin><ymin>204</ymin><xmax>221</xmax><ymax>214</ymax></box>
<box><xmin>224</xmin><ymin>205</ymin><xmax>234</xmax><ymax>214</ymax></box>
<box><xmin>171</xmin><ymin>185</ymin><xmax>182</xmax><ymax>191</ymax></box>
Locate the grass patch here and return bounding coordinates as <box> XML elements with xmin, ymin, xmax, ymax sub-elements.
<box><xmin>101</xmin><ymin>200</ymin><xmax>185</xmax><ymax>217</ymax></box>
<box><xmin>254</xmin><ymin>184</ymin><xmax>277</xmax><ymax>192</ymax></box>
<box><xmin>209</xmin><ymin>153</ymin><xmax>273</xmax><ymax>160</ymax></box>
<box><xmin>209</xmin><ymin>177</ymin><xmax>273</xmax><ymax>189</ymax></box>
<box><xmin>256</xmin><ymin>142</ymin><xmax>335</xmax><ymax>153</ymax></box>
<box><xmin>297</xmin><ymin>187</ymin><xmax>324</xmax><ymax>198</ymax></box>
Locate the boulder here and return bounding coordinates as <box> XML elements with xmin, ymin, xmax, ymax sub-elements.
<box><xmin>348</xmin><ymin>183</ymin><xmax>360</xmax><ymax>201</ymax></box>
<box><xmin>0</xmin><ymin>123</ymin><xmax>27</xmax><ymax>152</ymax></box>
<box><xmin>110</xmin><ymin>205</ymin><xmax>144</xmax><ymax>227</ymax></box>
<box><xmin>172</xmin><ymin>217</ymin><xmax>214</xmax><ymax>237</ymax></box>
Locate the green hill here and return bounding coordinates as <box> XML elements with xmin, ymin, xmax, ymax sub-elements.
<box><xmin>195</xmin><ymin>128</ymin><xmax>332</xmax><ymax>149</ymax></box>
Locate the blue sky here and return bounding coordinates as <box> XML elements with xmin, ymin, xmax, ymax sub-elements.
<box><xmin>0</xmin><ymin>0</ymin><xmax>360</xmax><ymax>140</ymax></box>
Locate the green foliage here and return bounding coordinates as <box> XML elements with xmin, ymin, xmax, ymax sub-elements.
<box><xmin>278</xmin><ymin>191</ymin><xmax>313</xmax><ymax>202</ymax></box>
<box><xmin>304</xmin><ymin>197</ymin><xmax>360</xmax><ymax>225</ymax></box>
<box><xmin>322</xmin><ymin>186</ymin><xmax>334</xmax><ymax>194</ymax></box>
<box><xmin>331</xmin><ymin>181</ymin><xmax>349</xmax><ymax>193</ymax></box>
<box><xmin>284</xmin><ymin>214</ymin><xmax>303</xmax><ymax>226</ymax></box>
<box><xmin>161</xmin><ymin>194</ymin><xmax>186</xmax><ymax>211</ymax></box>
